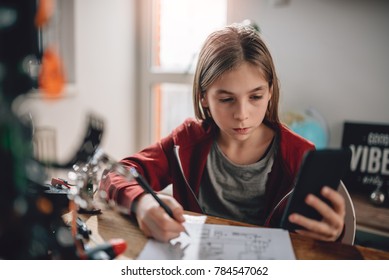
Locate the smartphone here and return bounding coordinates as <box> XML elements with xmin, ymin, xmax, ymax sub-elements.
<box><xmin>280</xmin><ymin>148</ymin><xmax>352</xmax><ymax>231</ymax></box>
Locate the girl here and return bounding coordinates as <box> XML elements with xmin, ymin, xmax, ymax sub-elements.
<box><xmin>100</xmin><ymin>23</ymin><xmax>345</xmax><ymax>243</ymax></box>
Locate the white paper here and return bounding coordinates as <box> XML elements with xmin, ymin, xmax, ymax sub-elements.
<box><xmin>137</xmin><ymin>216</ymin><xmax>296</xmax><ymax>260</ymax></box>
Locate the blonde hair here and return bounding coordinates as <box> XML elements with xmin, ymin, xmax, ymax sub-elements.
<box><xmin>193</xmin><ymin>23</ymin><xmax>280</xmax><ymax>125</ymax></box>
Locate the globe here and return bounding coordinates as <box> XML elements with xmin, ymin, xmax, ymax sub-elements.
<box><xmin>282</xmin><ymin>108</ymin><xmax>329</xmax><ymax>149</ymax></box>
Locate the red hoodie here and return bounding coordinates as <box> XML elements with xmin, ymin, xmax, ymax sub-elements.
<box><xmin>100</xmin><ymin>118</ymin><xmax>315</xmax><ymax>227</ymax></box>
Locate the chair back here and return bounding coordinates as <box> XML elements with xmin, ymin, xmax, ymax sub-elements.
<box><xmin>338</xmin><ymin>181</ymin><xmax>356</xmax><ymax>245</ymax></box>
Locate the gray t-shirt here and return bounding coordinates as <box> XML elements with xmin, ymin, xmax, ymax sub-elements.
<box><xmin>199</xmin><ymin>139</ymin><xmax>275</xmax><ymax>225</ymax></box>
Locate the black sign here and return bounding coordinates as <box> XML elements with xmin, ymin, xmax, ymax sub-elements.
<box><xmin>341</xmin><ymin>122</ymin><xmax>389</xmax><ymax>193</ymax></box>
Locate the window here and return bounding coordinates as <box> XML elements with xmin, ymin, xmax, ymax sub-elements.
<box><xmin>138</xmin><ymin>0</ymin><xmax>227</xmax><ymax>146</ymax></box>
<box><xmin>153</xmin><ymin>0</ymin><xmax>227</xmax><ymax>72</ymax></box>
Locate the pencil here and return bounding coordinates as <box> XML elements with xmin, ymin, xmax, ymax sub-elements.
<box><xmin>129</xmin><ymin>167</ymin><xmax>190</xmax><ymax>237</ymax></box>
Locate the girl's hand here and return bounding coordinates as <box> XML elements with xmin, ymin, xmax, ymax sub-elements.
<box><xmin>135</xmin><ymin>193</ymin><xmax>186</xmax><ymax>242</ymax></box>
<box><xmin>288</xmin><ymin>186</ymin><xmax>345</xmax><ymax>242</ymax></box>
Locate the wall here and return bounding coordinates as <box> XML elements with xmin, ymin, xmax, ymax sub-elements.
<box><xmin>229</xmin><ymin>0</ymin><xmax>389</xmax><ymax>147</ymax></box>
<box><xmin>15</xmin><ymin>0</ymin><xmax>137</xmax><ymax>162</ymax></box>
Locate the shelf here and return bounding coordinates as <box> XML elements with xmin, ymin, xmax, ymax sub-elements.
<box><xmin>349</xmin><ymin>191</ymin><xmax>389</xmax><ymax>236</ymax></box>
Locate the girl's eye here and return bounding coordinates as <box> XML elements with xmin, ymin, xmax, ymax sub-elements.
<box><xmin>219</xmin><ymin>98</ymin><xmax>234</xmax><ymax>103</ymax></box>
<box><xmin>250</xmin><ymin>95</ymin><xmax>263</xmax><ymax>101</ymax></box>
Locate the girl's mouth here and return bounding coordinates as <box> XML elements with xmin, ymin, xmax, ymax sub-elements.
<box><xmin>233</xmin><ymin>128</ymin><xmax>249</xmax><ymax>134</ymax></box>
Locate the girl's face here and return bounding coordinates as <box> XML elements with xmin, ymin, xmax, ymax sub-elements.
<box><xmin>201</xmin><ymin>62</ymin><xmax>272</xmax><ymax>144</ymax></box>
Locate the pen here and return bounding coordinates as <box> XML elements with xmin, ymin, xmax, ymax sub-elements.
<box><xmin>129</xmin><ymin>167</ymin><xmax>190</xmax><ymax>237</ymax></box>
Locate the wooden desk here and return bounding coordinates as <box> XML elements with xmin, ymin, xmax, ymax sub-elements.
<box><xmin>79</xmin><ymin>207</ymin><xmax>389</xmax><ymax>260</ymax></box>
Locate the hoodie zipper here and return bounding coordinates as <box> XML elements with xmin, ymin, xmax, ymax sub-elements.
<box><xmin>173</xmin><ymin>145</ymin><xmax>204</xmax><ymax>213</ymax></box>
<box><xmin>264</xmin><ymin>189</ymin><xmax>293</xmax><ymax>226</ymax></box>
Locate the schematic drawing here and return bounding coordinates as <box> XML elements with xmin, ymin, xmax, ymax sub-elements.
<box><xmin>137</xmin><ymin>220</ymin><xmax>295</xmax><ymax>260</ymax></box>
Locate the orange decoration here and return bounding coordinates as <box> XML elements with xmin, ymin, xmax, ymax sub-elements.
<box><xmin>35</xmin><ymin>0</ymin><xmax>54</xmax><ymax>27</ymax></box>
<box><xmin>38</xmin><ymin>47</ymin><xmax>66</xmax><ymax>98</ymax></box>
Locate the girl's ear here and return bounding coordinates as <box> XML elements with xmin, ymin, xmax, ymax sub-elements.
<box><xmin>200</xmin><ymin>93</ymin><xmax>209</xmax><ymax>107</ymax></box>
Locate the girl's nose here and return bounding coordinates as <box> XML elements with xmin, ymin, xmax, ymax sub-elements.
<box><xmin>233</xmin><ymin>102</ymin><xmax>248</xmax><ymax>121</ymax></box>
